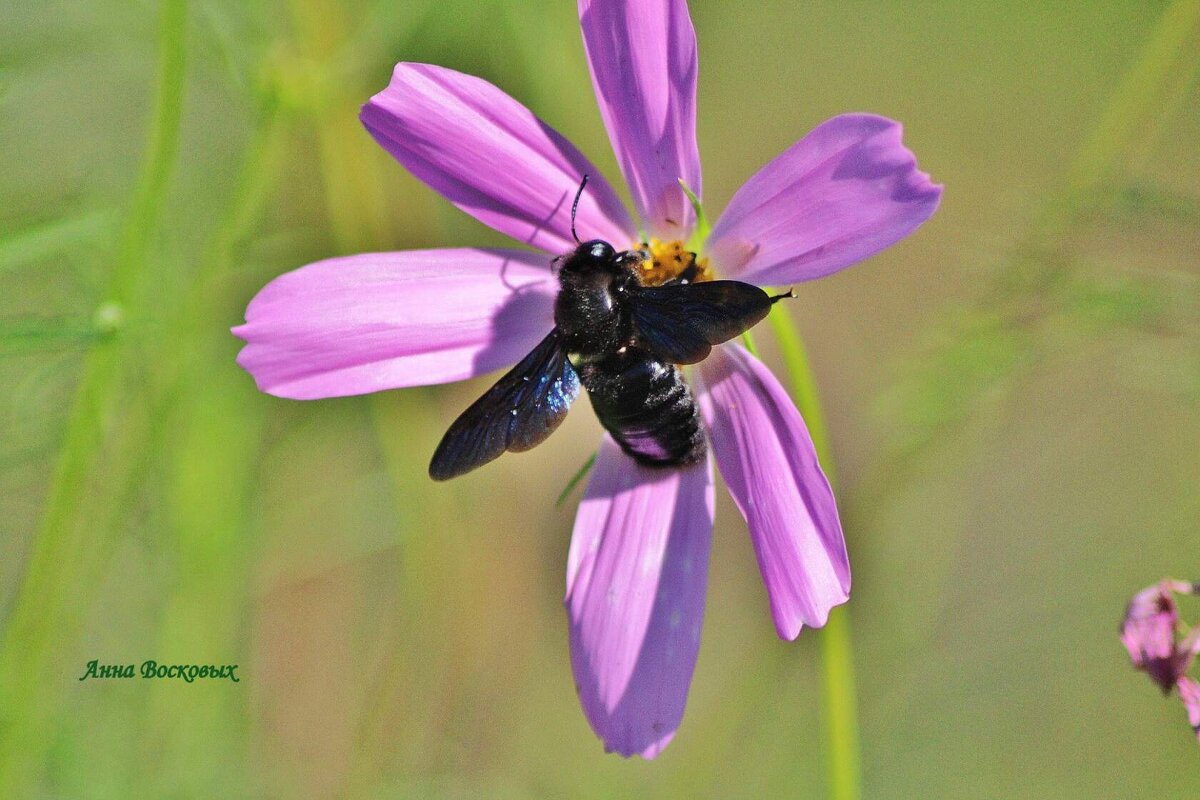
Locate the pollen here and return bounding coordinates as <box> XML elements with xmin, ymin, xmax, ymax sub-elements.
<box><xmin>633</xmin><ymin>238</ymin><xmax>712</xmax><ymax>286</ymax></box>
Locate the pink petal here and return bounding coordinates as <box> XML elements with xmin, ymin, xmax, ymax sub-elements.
<box><xmin>1178</xmin><ymin>677</ymin><xmax>1200</xmax><ymax>741</ymax></box>
<box><xmin>1121</xmin><ymin>584</ymin><xmax>1179</xmax><ymax>665</ymax></box>
<box><xmin>707</xmin><ymin>114</ymin><xmax>942</xmax><ymax>286</ymax></box>
<box><xmin>1120</xmin><ymin>580</ymin><xmax>1193</xmax><ymax>693</ymax></box>
<box><xmin>233</xmin><ymin>249</ymin><xmax>556</xmax><ymax>399</ymax></box>
<box><xmin>361</xmin><ymin>63</ymin><xmax>635</xmax><ymax>254</ymax></box>
<box><xmin>566</xmin><ymin>436</ymin><xmax>714</xmax><ymax>758</ymax></box>
<box><xmin>697</xmin><ymin>344</ymin><xmax>849</xmax><ymax>640</ymax></box>
<box><xmin>579</xmin><ymin>0</ymin><xmax>700</xmax><ymax>241</ymax></box>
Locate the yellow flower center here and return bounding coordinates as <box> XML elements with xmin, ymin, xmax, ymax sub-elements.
<box><xmin>631</xmin><ymin>238</ymin><xmax>713</xmax><ymax>286</ymax></box>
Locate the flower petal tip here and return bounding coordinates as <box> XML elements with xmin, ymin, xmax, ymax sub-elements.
<box><xmin>578</xmin><ymin>0</ymin><xmax>701</xmax><ymax>240</ymax></box>
<box><xmin>775</xmin><ymin>588</ymin><xmax>851</xmax><ymax>641</ymax></box>
<box><xmin>600</xmin><ymin>729</ymin><xmax>675</xmax><ymax>760</ymax></box>
<box><xmin>232</xmin><ymin>249</ymin><xmax>556</xmax><ymax>400</ymax></box>
<box><xmin>566</xmin><ymin>440</ymin><xmax>714</xmax><ymax>761</ymax></box>
<box><xmin>708</xmin><ymin>112</ymin><xmax>943</xmax><ymax>285</ymax></box>
<box><xmin>697</xmin><ymin>345</ymin><xmax>851</xmax><ymax>644</ymax></box>
<box><xmin>829</xmin><ymin>113</ymin><xmax>943</xmax><ymax>206</ymax></box>
<box><xmin>359</xmin><ymin>62</ymin><xmax>634</xmax><ymax>253</ymax></box>
<box><xmin>1179</xmin><ymin>678</ymin><xmax>1200</xmax><ymax>740</ymax></box>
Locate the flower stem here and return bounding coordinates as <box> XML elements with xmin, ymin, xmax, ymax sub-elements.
<box><xmin>1059</xmin><ymin>0</ymin><xmax>1200</xmax><ymax>212</ymax></box>
<box><xmin>768</xmin><ymin>306</ymin><xmax>860</xmax><ymax>800</ymax></box>
<box><xmin>768</xmin><ymin>308</ymin><xmax>835</xmax><ymax>484</ymax></box>
<box><xmin>556</xmin><ymin>452</ymin><xmax>598</xmax><ymax>507</ymax></box>
<box><xmin>0</xmin><ymin>1</ymin><xmax>188</xmax><ymax>793</ymax></box>
<box><xmin>741</xmin><ymin>329</ymin><xmax>760</xmax><ymax>357</ymax></box>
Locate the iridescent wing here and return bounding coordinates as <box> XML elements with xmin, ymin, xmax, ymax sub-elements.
<box><xmin>429</xmin><ymin>329</ymin><xmax>580</xmax><ymax>481</ymax></box>
<box><xmin>627</xmin><ymin>280</ymin><xmax>777</xmax><ymax>365</ymax></box>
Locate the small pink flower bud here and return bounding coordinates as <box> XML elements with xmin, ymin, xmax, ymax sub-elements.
<box><xmin>1121</xmin><ymin>579</ymin><xmax>1200</xmax><ymax>743</ymax></box>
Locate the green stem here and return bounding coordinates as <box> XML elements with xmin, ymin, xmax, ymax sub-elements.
<box><xmin>285</xmin><ymin>1</ymin><xmax>469</xmax><ymax>784</ymax></box>
<box><xmin>768</xmin><ymin>309</ymin><xmax>835</xmax><ymax>485</ymax></box>
<box><xmin>136</xmin><ymin>91</ymin><xmax>285</xmax><ymax>798</ymax></box>
<box><xmin>0</xmin><ymin>210</ymin><xmax>114</xmax><ymax>276</ymax></box>
<box><xmin>0</xmin><ymin>1</ymin><xmax>189</xmax><ymax>794</ymax></box>
<box><xmin>1061</xmin><ymin>0</ymin><xmax>1200</xmax><ymax>203</ymax></box>
<box><xmin>741</xmin><ymin>329</ymin><xmax>760</xmax><ymax>358</ymax></box>
<box><xmin>768</xmin><ymin>306</ymin><xmax>859</xmax><ymax>800</ymax></box>
<box><xmin>556</xmin><ymin>452</ymin><xmax>598</xmax><ymax>507</ymax></box>
<box><xmin>783</xmin><ymin>12</ymin><xmax>1200</xmax><ymax>796</ymax></box>
<box><xmin>857</xmin><ymin>0</ymin><xmax>1200</xmax><ymax>512</ymax></box>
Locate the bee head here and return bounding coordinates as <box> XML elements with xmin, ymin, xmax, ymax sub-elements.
<box><xmin>580</xmin><ymin>239</ymin><xmax>616</xmax><ymax>265</ymax></box>
<box><xmin>558</xmin><ymin>238</ymin><xmax>624</xmax><ymax>282</ymax></box>
<box><xmin>554</xmin><ymin>236</ymin><xmax>635</xmax><ymax>338</ymax></box>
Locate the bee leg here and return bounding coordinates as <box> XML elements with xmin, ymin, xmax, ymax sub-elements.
<box><xmin>662</xmin><ymin>261</ymin><xmax>700</xmax><ymax>286</ymax></box>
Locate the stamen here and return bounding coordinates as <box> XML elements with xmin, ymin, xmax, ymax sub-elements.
<box><xmin>633</xmin><ymin>238</ymin><xmax>713</xmax><ymax>286</ymax></box>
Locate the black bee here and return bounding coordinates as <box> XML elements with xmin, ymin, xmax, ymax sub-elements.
<box><xmin>429</xmin><ymin>177</ymin><xmax>790</xmax><ymax>481</ymax></box>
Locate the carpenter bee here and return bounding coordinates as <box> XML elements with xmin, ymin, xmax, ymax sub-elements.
<box><xmin>429</xmin><ymin>177</ymin><xmax>790</xmax><ymax>481</ymax></box>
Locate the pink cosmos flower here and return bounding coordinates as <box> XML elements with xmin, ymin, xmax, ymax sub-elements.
<box><xmin>1121</xmin><ymin>579</ymin><xmax>1200</xmax><ymax>742</ymax></box>
<box><xmin>234</xmin><ymin>0</ymin><xmax>941</xmax><ymax>757</ymax></box>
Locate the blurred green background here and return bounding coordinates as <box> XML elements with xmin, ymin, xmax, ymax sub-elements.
<box><xmin>2</xmin><ymin>0</ymin><xmax>1198</xmax><ymax>797</ymax></box>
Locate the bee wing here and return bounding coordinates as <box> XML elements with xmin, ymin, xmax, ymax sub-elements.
<box><xmin>627</xmin><ymin>280</ymin><xmax>774</xmax><ymax>365</ymax></box>
<box><xmin>429</xmin><ymin>329</ymin><xmax>580</xmax><ymax>481</ymax></box>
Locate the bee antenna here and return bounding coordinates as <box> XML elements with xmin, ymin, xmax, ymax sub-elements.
<box><xmin>570</xmin><ymin>174</ymin><xmax>589</xmax><ymax>245</ymax></box>
<box><xmin>769</xmin><ymin>288</ymin><xmax>796</xmax><ymax>304</ymax></box>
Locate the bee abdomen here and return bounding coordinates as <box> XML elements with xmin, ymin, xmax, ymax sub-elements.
<box><xmin>579</xmin><ymin>349</ymin><xmax>706</xmax><ymax>467</ymax></box>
